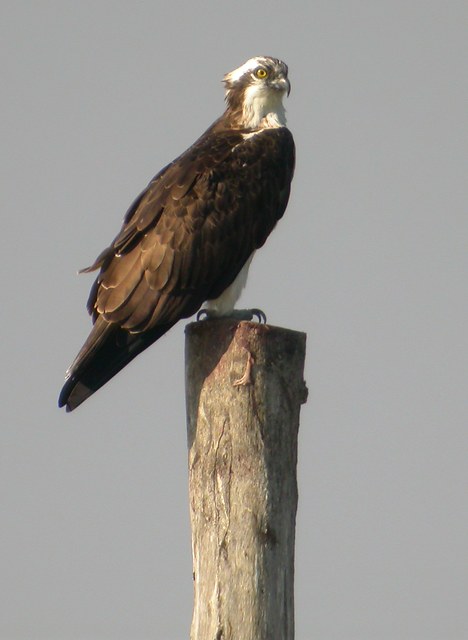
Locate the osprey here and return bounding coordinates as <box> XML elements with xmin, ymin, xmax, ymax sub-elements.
<box><xmin>59</xmin><ymin>56</ymin><xmax>295</xmax><ymax>411</ymax></box>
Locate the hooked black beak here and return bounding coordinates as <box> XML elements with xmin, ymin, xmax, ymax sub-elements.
<box><xmin>271</xmin><ymin>76</ymin><xmax>291</xmax><ymax>96</ymax></box>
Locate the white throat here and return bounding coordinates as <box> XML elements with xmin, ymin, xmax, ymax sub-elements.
<box><xmin>241</xmin><ymin>85</ymin><xmax>287</xmax><ymax>129</ymax></box>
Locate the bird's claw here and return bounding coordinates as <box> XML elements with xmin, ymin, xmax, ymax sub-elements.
<box><xmin>196</xmin><ymin>309</ymin><xmax>210</xmax><ymax>321</ymax></box>
<box><xmin>249</xmin><ymin>308</ymin><xmax>267</xmax><ymax>323</ymax></box>
<box><xmin>196</xmin><ymin>308</ymin><xmax>267</xmax><ymax>323</ymax></box>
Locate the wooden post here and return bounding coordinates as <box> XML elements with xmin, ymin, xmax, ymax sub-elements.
<box><xmin>185</xmin><ymin>319</ymin><xmax>307</xmax><ymax>640</ymax></box>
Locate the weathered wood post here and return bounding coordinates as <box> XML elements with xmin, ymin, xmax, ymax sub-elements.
<box><xmin>185</xmin><ymin>318</ymin><xmax>307</xmax><ymax>640</ymax></box>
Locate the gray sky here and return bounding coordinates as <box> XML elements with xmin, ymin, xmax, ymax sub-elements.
<box><xmin>1</xmin><ymin>1</ymin><xmax>467</xmax><ymax>638</ymax></box>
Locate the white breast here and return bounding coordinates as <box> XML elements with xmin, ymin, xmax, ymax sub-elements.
<box><xmin>205</xmin><ymin>254</ymin><xmax>255</xmax><ymax>315</ymax></box>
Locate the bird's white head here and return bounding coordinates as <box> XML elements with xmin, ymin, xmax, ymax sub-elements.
<box><xmin>223</xmin><ymin>56</ymin><xmax>291</xmax><ymax>129</ymax></box>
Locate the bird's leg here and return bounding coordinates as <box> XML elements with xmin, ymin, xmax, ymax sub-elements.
<box><xmin>197</xmin><ymin>308</ymin><xmax>267</xmax><ymax>323</ymax></box>
<box><xmin>233</xmin><ymin>349</ymin><xmax>255</xmax><ymax>387</ymax></box>
<box><xmin>242</xmin><ymin>308</ymin><xmax>267</xmax><ymax>323</ymax></box>
<box><xmin>196</xmin><ymin>308</ymin><xmax>211</xmax><ymax>321</ymax></box>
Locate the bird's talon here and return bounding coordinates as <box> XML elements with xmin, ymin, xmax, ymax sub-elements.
<box><xmin>251</xmin><ymin>308</ymin><xmax>267</xmax><ymax>324</ymax></box>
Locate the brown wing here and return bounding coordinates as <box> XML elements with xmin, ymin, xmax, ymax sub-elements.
<box><xmin>59</xmin><ymin>126</ymin><xmax>295</xmax><ymax>410</ymax></box>
<box><xmin>87</xmin><ymin>127</ymin><xmax>294</xmax><ymax>332</ymax></box>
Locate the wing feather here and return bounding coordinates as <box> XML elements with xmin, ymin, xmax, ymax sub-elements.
<box><xmin>144</xmin><ymin>247</ymin><xmax>174</xmax><ymax>291</ymax></box>
<box><xmin>62</xmin><ymin>127</ymin><xmax>294</xmax><ymax>409</ymax></box>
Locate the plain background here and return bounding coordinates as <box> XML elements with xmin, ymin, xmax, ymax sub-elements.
<box><xmin>1</xmin><ymin>1</ymin><xmax>466</xmax><ymax>638</ymax></box>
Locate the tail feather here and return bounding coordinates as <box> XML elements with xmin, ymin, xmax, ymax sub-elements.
<box><xmin>58</xmin><ymin>318</ymin><xmax>173</xmax><ymax>411</ymax></box>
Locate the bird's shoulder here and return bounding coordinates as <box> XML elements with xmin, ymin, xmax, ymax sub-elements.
<box><xmin>101</xmin><ymin>126</ymin><xmax>292</xmax><ymax>255</ymax></box>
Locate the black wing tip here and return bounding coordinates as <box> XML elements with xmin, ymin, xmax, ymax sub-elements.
<box><xmin>58</xmin><ymin>376</ymin><xmax>93</xmax><ymax>412</ymax></box>
<box><xmin>58</xmin><ymin>379</ymin><xmax>71</xmax><ymax>410</ymax></box>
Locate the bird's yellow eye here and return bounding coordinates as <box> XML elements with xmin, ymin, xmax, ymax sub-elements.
<box><xmin>255</xmin><ymin>67</ymin><xmax>268</xmax><ymax>79</ymax></box>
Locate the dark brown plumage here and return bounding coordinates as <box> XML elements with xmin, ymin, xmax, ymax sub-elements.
<box><xmin>59</xmin><ymin>56</ymin><xmax>295</xmax><ymax>411</ymax></box>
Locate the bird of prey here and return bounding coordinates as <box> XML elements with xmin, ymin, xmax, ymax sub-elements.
<box><xmin>59</xmin><ymin>56</ymin><xmax>295</xmax><ymax>411</ymax></box>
